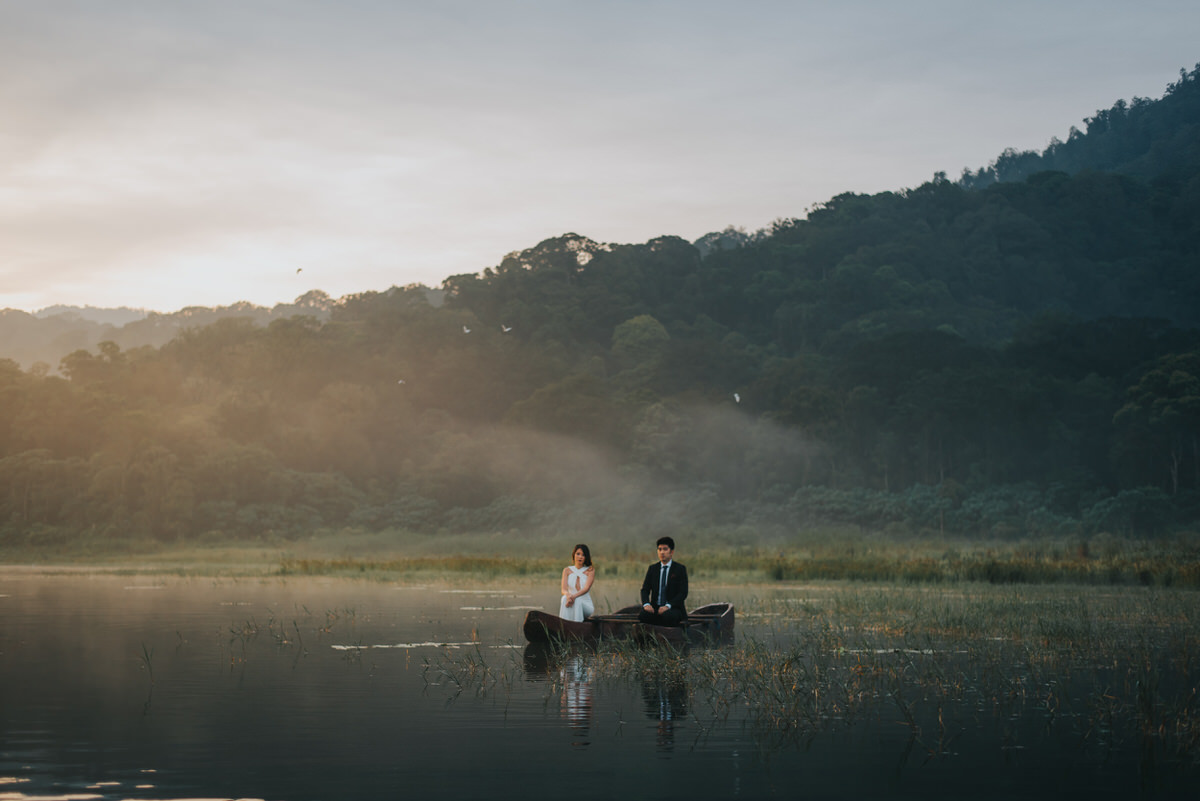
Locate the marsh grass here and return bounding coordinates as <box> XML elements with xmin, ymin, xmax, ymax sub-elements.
<box><xmin>420</xmin><ymin>640</ymin><xmax>523</xmax><ymax>702</ymax></box>
<box><xmin>268</xmin><ymin>528</ymin><xmax>1200</xmax><ymax>588</ymax></box>
<box><xmin>138</xmin><ymin>642</ymin><xmax>155</xmax><ymax>684</ymax></box>
<box><xmin>219</xmin><ymin>602</ymin><xmax>363</xmax><ymax>673</ymax></box>
<box><xmin>429</xmin><ymin>584</ymin><xmax>1200</xmax><ymax>767</ymax></box>
<box><xmin>277</xmin><ymin>555</ymin><xmax>562</xmax><ymax>580</ymax></box>
<box><xmin>273</xmin><ymin>544</ymin><xmax>1200</xmax><ymax>589</ymax></box>
<box><xmin>9</xmin><ymin>528</ymin><xmax>1199</xmax><ymax>588</ymax></box>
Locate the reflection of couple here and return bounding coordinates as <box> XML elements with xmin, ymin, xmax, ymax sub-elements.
<box><xmin>520</xmin><ymin>647</ymin><xmax>594</xmax><ymax>747</ymax></box>
<box><xmin>561</xmin><ymin>654</ymin><xmax>593</xmax><ymax>746</ymax></box>
<box><xmin>643</xmin><ymin>674</ymin><xmax>688</xmax><ymax>750</ymax></box>
<box><xmin>558</xmin><ymin>537</ymin><xmax>689</xmax><ymax>626</ymax></box>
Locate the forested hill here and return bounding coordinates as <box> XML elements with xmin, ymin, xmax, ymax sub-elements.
<box><xmin>960</xmin><ymin>64</ymin><xmax>1200</xmax><ymax>187</ymax></box>
<box><xmin>448</xmin><ymin>66</ymin><xmax>1200</xmax><ymax>358</ymax></box>
<box><xmin>2</xmin><ymin>66</ymin><xmax>1200</xmax><ymax>549</ymax></box>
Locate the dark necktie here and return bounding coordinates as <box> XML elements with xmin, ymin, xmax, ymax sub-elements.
<box><xmin>658</xmin><ymin>564</ymin><xmax>668</xmax><ymax>606</ymax></box>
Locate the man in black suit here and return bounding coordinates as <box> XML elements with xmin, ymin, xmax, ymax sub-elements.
<box><xmin>639</xmin><ymin>536</ymin><xmax>688</xmax><ymax>627</ymax></box>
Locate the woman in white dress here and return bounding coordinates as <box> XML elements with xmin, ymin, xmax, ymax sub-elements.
<box><xmin>559</xmin><ymin>543</ymin><xmax>595</xmax><ymax>621</ymax></box>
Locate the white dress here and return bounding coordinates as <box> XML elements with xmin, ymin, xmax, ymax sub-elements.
<box><xmin>559</xmin><ymin>565</ymin><xmax>594</xmax><ymax>621</ymax></box>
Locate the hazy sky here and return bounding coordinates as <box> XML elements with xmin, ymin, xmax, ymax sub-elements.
<box><xmin>3</xmin><ymin>1</ymin><xmax>1198</xmax><ymax>313</ymax></box>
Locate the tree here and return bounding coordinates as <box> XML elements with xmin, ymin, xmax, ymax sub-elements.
<box><xmin>1114</xmin><ymin>352</ymin><xmax>1200</xmax><ymax>494</ymax></box>
<box><xmin>611</xmin><ymin>315</ymin><xmax>669</xmax><ymax>369</ymax></box>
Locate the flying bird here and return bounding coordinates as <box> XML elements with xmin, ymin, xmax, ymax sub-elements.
<box><xmin>463</xmin><ymin>325</ymin><xmax>471</xmax><ymax>333</ymax></box>
<box><xmin>734</xmin><ymin>393</ymin><xmax>741</xmax><ymax>403</ymax></box>
<box><xmin>501</xmin><ymin>324</ymin><xmax>512</xmax><ymax>333</ymax></box>
<box><xmin>295</xmin><ymin>268</ymin><xmax>302</xmax><ymax>274</ymax></box>
<box><xmin>397</xmin><ymin>379</ymin><xmax>406</xmax><ymax>385</ymax></box>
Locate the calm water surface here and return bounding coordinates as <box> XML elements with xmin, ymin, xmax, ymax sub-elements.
<box><xmin>0</xmin><ymin>573</ymin><xmax>1193</xmax><ymax>800</ymax></box>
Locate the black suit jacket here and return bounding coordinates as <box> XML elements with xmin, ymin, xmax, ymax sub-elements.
<box><xmin>640</xmin><ymin>561</ymin><xmax>688</xmax><ymax>618</ymax></box>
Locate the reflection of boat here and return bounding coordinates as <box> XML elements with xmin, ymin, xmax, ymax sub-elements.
<box><xmin>522</xmin><ymin>603</ymin><xmax>735</xmax><ymax>646</ymax></box>
<box><xmin>522</xmin><ymin>642</ymin><xmax>557</xmax><ymax>677</ymax></box>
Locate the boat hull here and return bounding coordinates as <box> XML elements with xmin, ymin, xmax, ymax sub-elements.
<box><xmin>522</xmin><ymin>610</ymin><xmax>596</xmax><ymax>643</ymax></box>
<box><xmin>522</xmin><ymin>603</ymin><xmax>734</xmax><ymax>646</ymax></box>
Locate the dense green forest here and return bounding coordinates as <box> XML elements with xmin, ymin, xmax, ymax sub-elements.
<box><xmin>4</xmin><ymin>66</ymin><xmax>1200</xmax><ymax>550</ymax></box>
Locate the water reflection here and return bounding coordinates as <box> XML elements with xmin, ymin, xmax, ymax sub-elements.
<box><xmin>522</xmin><ymin>644</ymin><xmax>596</xmax><ymax>746</ymax></box>
<box><xmin>561</xmin><ymin>654</ymin><xmax>594</xmax><ymax>746</ymax></box>
<box><xmin>521</xmin><ymin>641</ymin><xmax>560</xmax><ymax>676</ymax></box>
<box><xmin>523</xmin><ymin>644</ymin><xmax>690</xmax><ymax>752</ymax></box>
<box><xmin>641</xmin><ymin>674</ymin><xmax>688</xmax><ymax>751</ymax></box>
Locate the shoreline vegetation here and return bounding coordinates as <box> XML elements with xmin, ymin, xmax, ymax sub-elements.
<box><xmin>3</xmin><ymin>528</ymin><xmax>1197</xmax><ymax>587</ymax></box>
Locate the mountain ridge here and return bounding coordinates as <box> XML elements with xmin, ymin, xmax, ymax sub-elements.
<box><xmin>7</xmin><ymin>65</ymin><xmax>1198</xmax><ymax>371</ymax></box>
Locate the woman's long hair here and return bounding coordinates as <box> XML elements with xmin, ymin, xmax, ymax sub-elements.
<box><xmin>572</xmin><ymin>543</ymin><xmax>592</xmax><ymax>567</ymax></box>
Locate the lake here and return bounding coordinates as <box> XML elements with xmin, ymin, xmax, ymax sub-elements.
<box><xmin>0</xmin><ymin>571</ymin><xmax>1195</xmax><ymax>800</ymax></box>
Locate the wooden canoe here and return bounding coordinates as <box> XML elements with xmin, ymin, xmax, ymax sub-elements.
<box><xmin>522</xmin><ymin>610</ymin><xmax>597</xmax><ymax>643</ymax></box>
<box><xmin>522</xmin><ymin>603</ymin><xmax>734</xmax><ymax>646</ymax></box>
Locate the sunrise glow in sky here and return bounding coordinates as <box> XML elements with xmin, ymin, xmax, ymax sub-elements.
<box><xmin>3</xmin><ymin>1</ymin><xmax>1199</xmax><ymax>313</ymax></box>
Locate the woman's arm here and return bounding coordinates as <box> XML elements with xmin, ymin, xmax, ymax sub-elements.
<box><xmin>561</xmin><ymin>567</ymin><xmax>576</xmax><ymax>607</ymax></box>
<box><xmin>578</xmin><ymin>567</ymin><xmax>595</xmax><ymax>595</ymax></box>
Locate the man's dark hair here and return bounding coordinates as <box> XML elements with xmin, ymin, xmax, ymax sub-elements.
<box><xmin>656</xmin><ymin>536</ymin><xmax>675</xmax><ymax>550</ymax></box>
